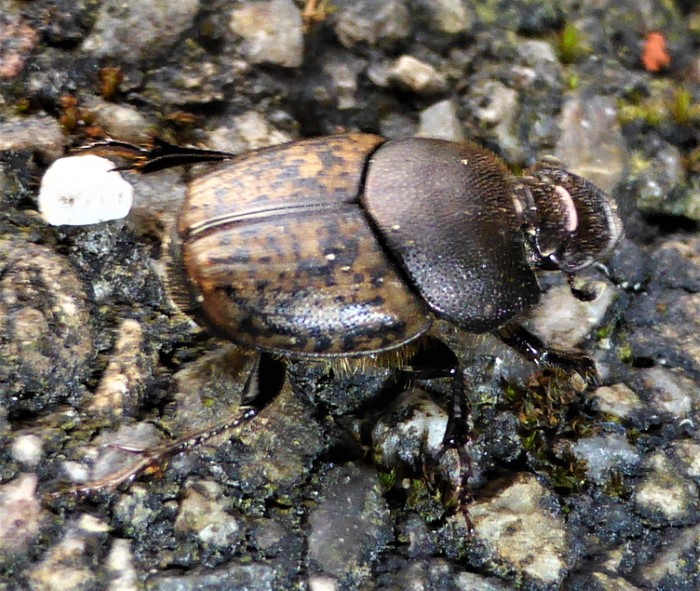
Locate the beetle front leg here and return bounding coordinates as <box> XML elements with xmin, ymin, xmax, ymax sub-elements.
<box><xmin>496</xmin><ymin>323</ymin><xmax>597</xmax><ymax>384</ymax></box>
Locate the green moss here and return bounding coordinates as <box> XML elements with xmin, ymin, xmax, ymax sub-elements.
<box><xmin>556</xmin><ymin>22</ymin><xmax>589</xmax><ymax>64</ymax></box>
<box><xmin>617</xmin><ymin>83</ymin><xmax>700</xmax><ymax>128</ymax></box>
<box><xmin>376</xmin><ymin>469</ymin><xmax>397</xmax><ymax>492</ymax></box>
<box><xmin>616</xmin><ymin>341</ymin><xmax>633</xmax><ymax>364</ymax></box>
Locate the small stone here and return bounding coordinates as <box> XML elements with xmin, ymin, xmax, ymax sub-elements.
<box><xmin>334</xmin><ymin>0</ymin><xmax>411</xmax><ymax>48</ymax></box>
<box><xmin>0</xmin><ymin>239</ymin><xmax>94</xmax><ymax>415</ymax></box>
<box><xmin>82</xmin><ymin>97</ymin><xmax>152</xmax><ymax>145</ymax></box>
<box><xmin>418</xmin><ymin>0</ymin><xmax>474</xmax><ymax>35</ymax></box>
<box><xmin>230</xmin><ymin>0</ymin><xmax>303</xmax><ymax>68</ymax></box>
<box><xmin>372</xmin><ymin>389</ymin><xmax>448</xmax><ymax>471</ymax></box>
<box><xmin>89</xmin><ymin>319</ymin><xmax>149</xmax><ymax>420</ymax></box>
<box><xmin>10</xmin><ymin>434</ymin><xmax>43</xmax><ymax>467</ymax></box>
<box><xmin>38</xmin><ymin>155</ymin><xmax>134</xmax><ymax>226</ymax></box>
<box><xmin>673</xmin><ymin>441</ymin><xmax>700</xmax><ymax>479</ymax></box>
<box><xmin>0</xmin><ymin>116</ymin><xmax>64</xmax><ymax>162</ymax></box>
<box><xmin>591</xmin><ymin>383</ymin><xmax>643</xmax><ymax>419</ymax></box>
<box><xmin>175</xmin><ymin>480</ymin><xmax>241</xmax><ymax>549</ymax></box>
<box><xmin>82</xmin><ymin>0</ymin><xmax>201</xmax><ymax>62</ymax></box>
<box><xmin>307</xmin><ymin>464</ymin><xmax>392</xmax><ymax>586</ymax></box>
<box><xmin>638</xmin><ymin>367</ymin><xmax>696</xmax><ymax>419</ymax></box>
<box><xmin>572</xmin><ymin>433</ymin><xmax>642</xmax><ymax>484</ymax></box>
<box><xmin>0</xmin><ymin>474</ymin><xmax>46</xmax><ymax>562</ymax></box>
<box><xmin>456</xmin><ymin>571</ymin><xmax>514</xmax><ymax>590</ymax></box>
<box><xmin>591</xmin><ymin>572</ymin><xmax>644</xmax><ymax>591</ymax></box>
<box><xmin>635</xmin><ymin>524</ymin><xmax>700</xmax><ymax>588</ymax></box>
<box><xmin>469</xmin><ymin>474</ymin><xmax>567</xmax><ymax>587</ymax></box>
<box><xmin>525</xmin><ymin>281</ymin><xmax>618</xmax><ymax>349</ymax></box>
<box><xmin>309</xmin><ymin>576</ymin><xmax>338</xmax><ymax>591</ymax></box>
<box><xmin>389</xmin><ymin>55</ymin><xmax>447</xmax><ymax>94</ymax></box>
<box><xmin>469</xmin><ymin>80</ymin><xmax>521</xmax><ymax>162</ymax></box>
<box><xmin>208</xmin><ymin>111</ymin><xmax>293</xmax><ymax>154</ymax></box>
<box><xmin>106</xmin><ymin>539</ymin><xmax>138</xmax><ymax>591</ymax></box>
<box><xmin>634</xmin><ymin>451</ymin><xmax>698</xmax><ymax>525</ymax></box>
<box><xmin>418</xmin><ymin>99</ymin><xmax>464</xmax><ymax>141</ymax></box>
<box><xmin>554</xmin><ymin>95</ymin><xmax>627</xmax><ymax>194</ymax></box>
<box><xmin>0</xmin><ymin>15</ymin><xmax>39</xmax><ymax>80</ymax></box>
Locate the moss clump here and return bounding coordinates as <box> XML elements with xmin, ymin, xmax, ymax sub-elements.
<box><xmin>556</xmin><ymin>22</ymin><xmax>590</xmax><ymax>64</ymax></box>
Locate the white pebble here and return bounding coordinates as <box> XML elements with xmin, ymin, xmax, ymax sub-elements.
<box><xmin>11</xmin><ymin>434</ymin><xmax>43</xmax><ymax>466</ymax></box>
<box><xmin>38</xmin><ymin>155</ymin><xmax>134</xmax><ymax>226</ymax></box>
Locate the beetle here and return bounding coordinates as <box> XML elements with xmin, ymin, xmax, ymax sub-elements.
<box><xmin>63</xmin><ymin>132</ymin><xmax>623</xmax><ymax>496</ymax></box>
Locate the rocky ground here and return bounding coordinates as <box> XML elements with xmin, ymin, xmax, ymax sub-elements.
<box><xmin>1</xmin><ymin>1</ymin><xmax>700</xmax><ymax>590</ymax></box>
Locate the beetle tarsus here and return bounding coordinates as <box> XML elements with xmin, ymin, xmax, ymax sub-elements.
<box><xmin>496</xmin><ymin>323</ymin><xmax>597</xmax><ymax>385</ymax></box>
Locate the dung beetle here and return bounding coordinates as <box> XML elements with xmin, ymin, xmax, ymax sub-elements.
<box><xmin>64</xmin><ymin>132</ymin><xmax>623</xmax><ymax>496</ymax></box>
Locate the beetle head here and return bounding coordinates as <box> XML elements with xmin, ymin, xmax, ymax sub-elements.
<box><xmin>513</xmin><ymin>158</ymin><xmax>623</xmax><ymax>274</ymax></box>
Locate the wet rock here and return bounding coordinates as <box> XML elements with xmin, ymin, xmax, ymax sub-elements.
<box><xmin>229</xmin><ymin>0</ymin><xmax>303</xmax><ymax>68</ymax></box>
<box><xmin>147</xmin><ymin>562</ymin><xmax>277</xmax><ymax>591</ymax></box>
<box><xmin>0</xmin><ymin>13</ymin><xmax>39</xmax><ymax>80</ymax></box>
<box><xmin>469</xmin><ymin>474</ymin><xmax>567</xmax><ymax>588</ymax></box>
<box><xmin>174</xmin><ymin>480</ymin><xmax>242</xmax><ymax>551</ymax></box>
<box><xmin>673</xmin><ymin>440</ymin><xmax>700</xmax><ymax>480</ymax></box>
<box><xmin>572</xmin><ymin>433</ymin><xmax>642</xmax><ymax>485</ymax></box>
<box><xmin>307</xmin><ymin>463</ymin><xmax>392</xmax><ymax>588</ymax></box>
<box><xmin>636</xmin><ymin>366</ymin><xmax>697</xmax><ymax>420</ymax></box>
<box><xmin>626</xmin><ymin>236</ymin><xmax>700</xmax><ymax>375</ymax></box>
<box><xmin>388</xmin><ymin>55</ymin><xmax>447</xmax><ymax>95</ymax></box>
<box><xmin>634</xmin><ymin>451</ymin><xmax>698</xmax><ymax>526</ymax></box>
<box><xmin>524</xmin><ymin>281</ymin><xmax>619</xmax><ymax>350</ymax></box>
<box><xmin>413</xmin><ymin>0</ymin><xmax>474</xmax><ymax>36</ymax></box>
<box><xmin>628</xmin><ymin>141</ymin><xmax>686</xmax><ymax>218</ymax></box>
<box><xmin>417</xmin><ymin>99</ymin><xmax>464</xmax><ymax>141</ymax></box>
<box><xmin>0</xmin><ymin>116</ymin><xmax>64</xmax><ymax>162</ymax></box>
<box><xmin>632</xmin><ymin>524</ymin><xmax>700</xmax><ymax>589</ymax></box>
<box><xmin>106</xmin><ymin>538</ymin><xmax>138</xmax><ymax>591</ymax></box>
<box><xmin>333</xmin><ymin>0</ymin><xmax>411</xmax><ymax>48</ymax></box>
<box><xmin>88</xmin><ymin>319</ymin><xmax>151</xmax><ymax>420</ymax></box>
<box><xmin>25</xmin><ymin>514</ymin><xmax>110</xmax><ymax>591</ymax></box>
<box><xmin>81</xmin><ymin>0</ymin><xmax>201</xmax><ymax>63</ymax></box>
<box><xmin>0</xmin><ymin>474</ymin><xmax>47</xmax><ymax>565</ymax></box>
<box><xmin>554</xmin><ymin>95</ymin><xmax>627</xmax><ymax>194</ymax></box>
<box><xmin>590</xmin><ymin>383</ymin><xmax>643</xmax><ymax>420</ymax></box>
<box><xmin>468</xmin><ymin>80</ymin><xmax>521</xmax><ymax>163</ymax></box>
<box><xmin>0</xmin><ymin>238</ymin><xmax>94</xmax><ymax>415</ymax></box>
<box><xmin>372</xmin><ymin>389</ymin><xmax>447</xmax><ymax>473</ymax></box>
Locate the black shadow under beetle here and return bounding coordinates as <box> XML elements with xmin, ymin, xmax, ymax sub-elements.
<box><xmin>67</xmin><ymin>132</ymin><xmax>623</xmax><ymax>497</ymax></box>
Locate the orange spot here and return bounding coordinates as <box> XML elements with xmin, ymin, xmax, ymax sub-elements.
<box><xmin>642</xmin><ymin>31</ymin><xmax>671</xmax><ymax>72</ymax></box>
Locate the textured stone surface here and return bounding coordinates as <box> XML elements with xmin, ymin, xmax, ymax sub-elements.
<box><xmin>1</xmin><ymin>1</ymin><xmax>699</xmax><ymax>589</ymax></box>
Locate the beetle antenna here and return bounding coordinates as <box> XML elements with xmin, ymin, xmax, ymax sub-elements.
<box><xmin>73</xmin><ymin>136</ymin><xmax>236</xmax><ymax>173</ymax></box>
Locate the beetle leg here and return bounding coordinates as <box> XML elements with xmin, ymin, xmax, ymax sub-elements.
<box><xmin>47</xmin><ymin>353</ymin><xmax>285</xmax><ymax>499</ymax></box>
<box><xmin>496</xmin><ymin>323</ymin><xmax>598</xmax><ymax>385</ymax></box>
<box><xmin>566</xmin><ymin>273</ymin><xmax>599</xmax><ymax>302</ymax></box>
<box><xmin>398</xmin><ymin>344</ymin><xmax>474</xmax><ymax>517</ymax></box>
